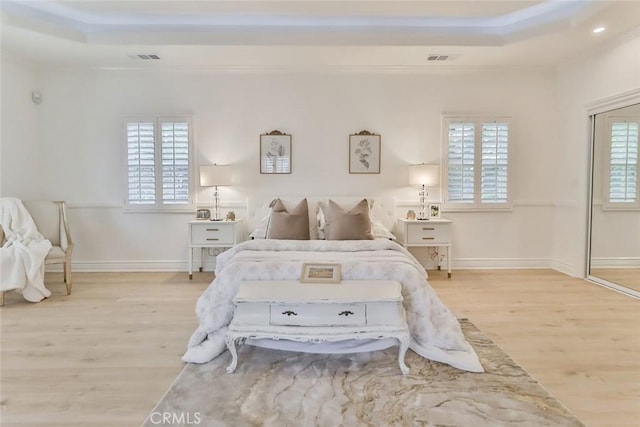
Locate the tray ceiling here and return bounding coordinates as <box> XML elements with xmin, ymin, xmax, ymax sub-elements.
<box><xmin>1</xmin><ymin>1</ymin><xmax>638</xmax><ymax>69</ymax></box>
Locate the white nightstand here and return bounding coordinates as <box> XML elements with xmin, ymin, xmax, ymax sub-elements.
<box><xmin>188</xmin><ymin>219</ymin><xmax>243</xmax><ymax>279</ymax></box>
<box><xmin>396</xmin><ymin>218</ymin><xmax>452</xmax><ymax>278</ymax></box>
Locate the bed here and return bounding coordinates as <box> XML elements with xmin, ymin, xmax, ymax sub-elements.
<box><xmin>183</xmin><ymin>197</ymin><xmax>483</xmax><ymax>373</ymax></box>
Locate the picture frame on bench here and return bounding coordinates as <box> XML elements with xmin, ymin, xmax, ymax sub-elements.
<box><xmin>301</xmin><ymin>263</ymin><xmax>342</xmax><ymax>283</ymax></box>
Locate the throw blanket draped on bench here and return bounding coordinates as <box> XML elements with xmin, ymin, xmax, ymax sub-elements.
<box><xmin>0</xmin><ymin>197</ymin><xmax>52</xmax><ymax>302</ymax></box>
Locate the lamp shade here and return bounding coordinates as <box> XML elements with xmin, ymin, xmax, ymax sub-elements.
<box><xmin>409</xmin><ymin>164</ymin><xmax>440</xmax><ymax>186</ymax></box>
<box><xmin>199</xmin><ymin>165</ymin><xmax>232</xmax><ymax>187</ymax></box>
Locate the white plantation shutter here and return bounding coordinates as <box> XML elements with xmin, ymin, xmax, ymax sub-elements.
<box><xmin>481</xmin><ymin>122</ymin><xmax>509</xmax><ymax>203</ymax></box>
<box><xmin>127</xmin><ymin>121</ymin><xmax>156</xmax><ymax>205</ymax></box>
<box><xmin>447</xmin><ymin>122</ymin><xmax>475</xmax><ymax>203</ymax></box>
<box><xmin>608</xmin><ymin>121</ymin><xmax>638</xmax><ymax>203</ymax></box>
<box><xmin>125</xmin><ymin>117</ymin><xmax>194</xmax><ymax>210</ymax></box>
<box><xmin>443</xmin><ymin>116</ymin><xmax>511</xmax><ymax>210</ymax></box>
<box><xmin>161</xmin><ymin>120</ymin><xmax>190</xmax><ymax>204</ymax></box>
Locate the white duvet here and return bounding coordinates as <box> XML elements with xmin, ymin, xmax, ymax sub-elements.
<box><xmin>183</xmin><ymin>239</ymin><xmax>484</xmax><ymax>373</ymax></box>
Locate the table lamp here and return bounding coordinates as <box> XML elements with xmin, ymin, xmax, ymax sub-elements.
<box><xmin>408</xmin><ymin>164</ymin><xmax>440</xmax><ymax>220</ymax></box>
<box><xmin>199</xmin><ymin>164</ymin><xmax>232</xmax><ymax>221</ymax></box>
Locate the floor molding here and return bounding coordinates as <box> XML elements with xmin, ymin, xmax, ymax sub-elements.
<box><xmin>590</xmin><ymin>257</ymin><xmax>640</xmax><ymax>268</ymax></box>
<box><xmin>54</xmin><ymin>258</ymin><xmax>559</xmax><ymax>273</ymax></box>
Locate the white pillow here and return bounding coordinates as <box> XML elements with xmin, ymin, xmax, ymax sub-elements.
<box><xmin>249</xmin><ymin>213</ymin><xmax>270</xmax><ymax>239</ymax></box>
<box><xmin>371</xmin><ymin>220</ymin><xmax>396</xmax><ymax>240</ymax></box>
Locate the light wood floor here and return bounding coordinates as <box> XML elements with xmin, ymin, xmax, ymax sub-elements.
<box><xmin>590</xmin><ymin>268</ymin><xmax>640</xmax><ymax>292</ymax></box>
<box><xmin>1</xmin><ymin>270</ymin><xmax>638</xmax><ymax>427</ymax></box>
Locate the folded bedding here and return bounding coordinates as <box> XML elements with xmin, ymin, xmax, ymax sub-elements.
<box><xmin>183</xmin><ymin>239</ymin><xmax>484</xmax><ymax>373</ymax></box>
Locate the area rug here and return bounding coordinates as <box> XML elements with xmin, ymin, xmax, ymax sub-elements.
<box><xmin>143</xmin><ymin>319</ymin><xmax>584</xmax><ymax>427</ymax></box>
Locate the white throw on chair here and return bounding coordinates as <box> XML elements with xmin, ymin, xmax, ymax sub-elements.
<box><xmin>0</xmin><ymin>200</ymin><xmax>74</xmax><ymax>306</ymax></box>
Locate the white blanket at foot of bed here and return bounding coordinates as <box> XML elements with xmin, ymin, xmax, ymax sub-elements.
<box><xmin>183</xmin><ymin>239</ymin><xmax>484</xmax><ymax>373</ymax></box>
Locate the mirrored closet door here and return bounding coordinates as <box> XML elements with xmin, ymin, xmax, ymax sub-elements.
<box><xmin>588</xmin><ymin>102</ymin><xmax>640</xmax><ymax>298</ymax></box>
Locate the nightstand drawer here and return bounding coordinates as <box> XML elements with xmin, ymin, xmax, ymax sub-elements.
<box><xmin>407</xmin><ymin>223</ymin><xmax>450</xmax><ymax>244</ymax></box>
<box><xmin>191</xmin><ymin>223</ymin><xmax>235</xmax><ymax>245</ymax></box>
<box><xmin>269</xmin><ymin>303</ymin><xmax>366</xmax><ymax>327</ymax></box>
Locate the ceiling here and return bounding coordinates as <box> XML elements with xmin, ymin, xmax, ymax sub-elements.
<box><xmin>1</xmin><ymin>1</ymin><xmax>639</xmax><ymax>70</ymax></box>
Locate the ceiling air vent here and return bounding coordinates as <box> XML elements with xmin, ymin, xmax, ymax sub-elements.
<box><xmin>128</xmin><ymin>54</ymin><xmax>161</xmax><ymax>60</ymax></box>
<box><xmin>427</xmin><ymin>54</ymin><xmax>455</xmax><ymax>61</ymax></box>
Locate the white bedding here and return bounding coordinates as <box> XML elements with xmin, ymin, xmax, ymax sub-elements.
<box><xmin>183</xmin><ymin>239</ymin><xmax>484</xmax><ymax>373</ymax></box>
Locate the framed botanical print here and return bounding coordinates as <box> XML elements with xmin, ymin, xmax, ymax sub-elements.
<box><xmin>260</xmin><ymin>130</ymin><xmax>291</xmax><ymax>174</ymax></box>
<box><xmin>349</xmin><ymin>130</ymin><xmax>380</xmax><ymax>174</ymax></box>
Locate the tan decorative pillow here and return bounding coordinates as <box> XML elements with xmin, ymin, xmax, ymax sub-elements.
<box><xmin>266</xmin><ymin>198</ymin><xmax>311</xmax><ymax>240</ymax></box>
<box><xmin>324</xmin><ymin>199</ymin><xmax>374</xmax><ymax>240</ymax></box>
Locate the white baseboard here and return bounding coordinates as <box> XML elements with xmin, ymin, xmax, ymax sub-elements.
<box><xmin>452</xmin><ymin>258</ymin><xmax>551</xmax><ymax>270</ymax></box>
<box><xmin>550</xmin><ymin>259</ymin><xmax>580</xmax><ymax>277</ymax></box>
<box><xmin>56</xmin><ymin>258</ymin><xmax>554</xmax><ymax>272</ymax></box>
<box><xmin>590</xmin><ymin>257</ymin><xmax>640</xmax><ymax>268</ymax></box>
<box><xmin>47</xmin><ymin>260</ymin><xmax>216</xmax><ymax>272</ymax></box>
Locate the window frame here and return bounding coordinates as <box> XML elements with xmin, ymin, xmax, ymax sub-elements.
<box><xmin>123</xmin><ymin>116</ymin><xmax>196</xmax><ymax>213</ymax></box>
<box><xmin>602</xmin><ymin>116</ymin><xmax>639</xmax><ymax>211</ymax></box>
<box><xmin>442</xmin><ymin>115</ymin><xmax>513</xmax><ymax>212</ymax></box>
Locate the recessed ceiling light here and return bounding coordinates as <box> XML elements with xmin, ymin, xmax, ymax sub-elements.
<box><xmin>592</xmin><ymin>26</ymin><xmax>606</xmax><ymax>34</ymax></box>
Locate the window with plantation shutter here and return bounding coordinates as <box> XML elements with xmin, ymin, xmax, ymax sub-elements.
<box><xmin>127</xmin><ymin>121</ymin><xmax>156</xmax><ymax>205</ymax></box>
<box><xmin>125</xmin><ymin>117</ymin><xmax>194</xmax><ymax>211</ymax></box>
<box><xmin>481</xmin><ymin>122</ymin><xmax>509</xmax><ymax>203</ymax></box>
<box><xmin>605</xmin><ymin>119</ymin><xmax>639</xmax><ymax>208</ymax></box>
<box><xmin>443</xmin><ymin>116</ymin><xmax>511</xmax><ymax>210</ymax></box>
<box><xmin>447</xmin><ymin>122</ymin><xmax>475</xmax><ymax>203</ymax></box>
<box><xmin>161</xmin><ymin>121</ymin><xmax>190</xmax><ymax>204</ymax></box>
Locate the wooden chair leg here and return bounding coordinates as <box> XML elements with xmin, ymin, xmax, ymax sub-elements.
<box><xmin>64</xmin><ymin>260</ymin><xmax>72</xmax><ymax>295</ymax></box>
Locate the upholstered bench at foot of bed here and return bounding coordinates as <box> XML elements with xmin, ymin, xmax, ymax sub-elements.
<box><xmin>225</xmin><ymin>280</ymin><xmax>411</xmax><ymax>375</ymax></box>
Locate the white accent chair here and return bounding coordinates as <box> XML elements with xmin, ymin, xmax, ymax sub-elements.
<box><xmin>26</xmin><ymin>200</ymin><xmax>74</xmax><ymax>294</ymax></box>
<box><xmin>0</xmin><ymin>201</ymin><xmax>74</xmax><ymax>306</ymax></box>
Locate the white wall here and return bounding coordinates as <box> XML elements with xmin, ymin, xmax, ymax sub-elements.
<box><xmin>1</xmin><ymin>57</ymin><xmax>560</xmax><ymax>271</ymax></box>
<box><xmin>0</xmin><ymin>55</ymin><xmax>43</xmax><ymax>199</ymax></box>
<box><xmin>553</xmin><ymin>30</ymin><xmax>640</xmax><ymax>276</ymax></box>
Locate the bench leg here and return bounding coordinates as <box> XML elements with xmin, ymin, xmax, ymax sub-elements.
<box><xmin>225</xmin><ymin>335</ymin><xmax>239</xmax><ymax>373</ymax></box>
<box><xmin>397</xmin><ymin>333</ymin><xmax>410</xmax><ymax>375</ymax></box>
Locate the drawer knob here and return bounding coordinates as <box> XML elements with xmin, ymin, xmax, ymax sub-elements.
<box><xmin>338</xmin><ymin>310</ymin><xmax>355</xmax><ymax>317</ymax></box>
<box><xmin>422</xmin><ymin>237</ymin><xmax>435</xmax><ymax>240</ymax></box>
<box><xmin>206</xmin><ymin>228</ymin><xmax>219</xmax><ymax>231</ymax></box>
<box><xmin>282</xmin><ymin>310</ymin><xmax>298</xmax><ymax>316</ymax></box>
<box><xmin>206</xmin><ymin>238</ymin><xmax>219</xmax><ymax>241</ymax></box>
<box><xmin>422</xmin><ymin>227</ymin><xmax>435</xmax><ymax>231</ymax></box>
